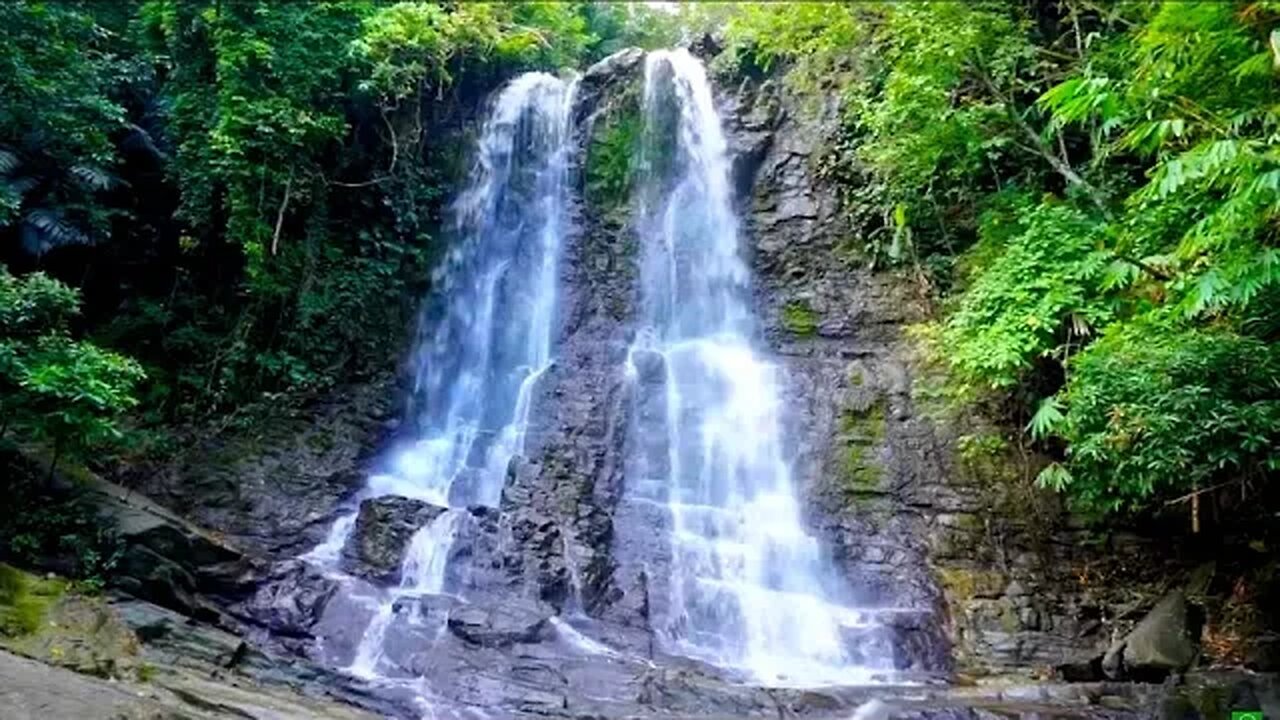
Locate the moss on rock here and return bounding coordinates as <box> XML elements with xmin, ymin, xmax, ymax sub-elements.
<box><xmin>838</xmin><ymin>399</ymin><xmax>887</xmax><ymax>496</ymax></box>
<box><xmin>0</xmin><ymin>563</ymin><xmax>67</xmax><ymax>637</ymax></box>
<box><xmin>0</xmin><ymin>564</ymin><xmax>140</xmax><ymax>679</ymax></box>
<box><xmin>781</xmin><ymin>300</ymin><xmax>819</xmax><ymax>336</ymax></box>
<box><xmin>585</xmin><ymin>82</ymin><xmax>642</xmax><ymax>215</ymax></box>
<box><xmin>936</xmin><ymin>566</ymin><xmax>1008</xmax><ymax>601</ymax></box>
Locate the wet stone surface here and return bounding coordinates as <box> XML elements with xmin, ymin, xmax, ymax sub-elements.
<box><xmin>78</xmin><ymin>47</ymin><xmax>1277</xmax><ymax>720</ymax></box>
<box><xmin>342</xmin><ymin>496</ymin><xmax>448</xmax><ymax>584</ymax></box>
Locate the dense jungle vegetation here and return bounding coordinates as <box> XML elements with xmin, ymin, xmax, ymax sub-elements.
<box><xmin>1</xmin><ymin>1</ymin><xmax>1277</xmax><ymax>571</ymax></box>
<box><xmin>713</xmin><ymin>1</ymin><xmax>1280</xmax><ymax>526</ymax></box>
<box><xmin>0</xmin><ymin>0</ymin><xmax>683</xmax><ymax>571</ymax></box>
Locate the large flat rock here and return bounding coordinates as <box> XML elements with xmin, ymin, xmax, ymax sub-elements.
<box><xmin>0</xmin><ymin>646</ymin><xmax>382</xmax><ymax>720</ymax></box>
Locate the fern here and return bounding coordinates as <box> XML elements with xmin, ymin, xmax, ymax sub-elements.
<box><xmin>1027</xmin><ymin>396</ymin><xmax>1065</xmax><ymax>441</ymax></box>
<box><xmin>68</xmin><ymin>164</ymin><xmax>118</xmax><ymax>191</ymax></box>
<box><xmin>21</xmin><ymin>209</ymin><xmax>92</xmax><ymax>255</ymax></box>
<box><xmin>0</xmin><ymin>148</ymin><xmax>18</xmax><ymax>175</ymax></box>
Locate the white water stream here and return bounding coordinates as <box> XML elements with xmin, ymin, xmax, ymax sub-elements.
<box><xmin>305</xmin><ymin>72</ymin><xmax>577</xmax><ymax>680</ymax></box>
<box><xmin>626</xmin><ymin>49</ymin><xmax>886</xmax><ymax>685</ymax></box>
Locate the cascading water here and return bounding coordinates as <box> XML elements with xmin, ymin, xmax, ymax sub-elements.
<box><xmin>296</xmin><ymin>51</ymin><xmax>906</xmax><ymax>714</ymax></box>
<box><xmin>308</xmin><ymin>72</ymin><xmax>577</xmax><ymax>682</ymax></box>
<box><xmin>625</xmin><ymin>49</ymin><xmax>886</xmax><ymax>686</ymax></box>
<box><xmin>376</xmin><ymin>71</ymin><xmax>576</xmax><ymax>511</ymax></box>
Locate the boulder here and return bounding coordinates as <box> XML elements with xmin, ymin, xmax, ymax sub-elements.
<box><xmin>90</xmin><ymin>478</ymin><xmax>241</xmax><ymax>621</ymax></box>
<box><xmin>582</xmin><ymin>47</ymin><xmax>644</xmax><ymax>85</ymax></box>
<box><xmin>446</xmin><ymin>600</ymin><xmax>552</xmax><ymax>648</ymax></box>
<box><xmin>341</xmin><ymin>496</ymin><xmax>447</xmax><ymax>584</ymax></box>
<box><xmin>232</xmin><ymin>559</ymin><xmax>340</xmax><ymax>639</ymax></box>
<box><xmin>1104</xmin><ymin>590</ymin><xmax>1200</xmax><ymax>680</ymax></box>
<box><xmin>120</xmin><ymin>376</ymin><xmax>396</xmax><ymax>559</ymax></box>
<box><xmin>630</xmin><ymin>348</ymin><xmax>666</xmax><ymax>384</ymax></box>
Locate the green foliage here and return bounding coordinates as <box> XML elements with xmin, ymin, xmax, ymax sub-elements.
<box><xmin>724</xmin><ymin>1</ymin><xmax>1280</xmax><ymax>519</ymax></box>
<box><xmin>1027</xmin><ymin>397</ymin><xmax>1064</xmax><ymax>442</ymax></box>
<box><xmin>585</xmin><ymin>105</ymin><xmax>640</xmax><ymax>213</ymax></box>
<box><xmin>121</xmin><ymin>1</ymin><xmax>621</xmax><ymax>411</ymax></box>
<box><xmin>1042</xmin><ymin>321</ymin><xmax>1280</xmax><ymax>516</ymax></box>
<box><xmin>0</xmin><ymin>271</ymin><xmax>80</xmax><ymax>335</ymax></box>
<box><xmin>582</xmin><ymin>3</ymin><xmax>690</xmax><ymax>59</ymax></box>
<box><xmin>0</xmin><ymin>2</ymin><xmax>131</xmax><ymax>254</ymax></box>
<box><xmin>722</xmin><ymin>3</ymin><xmax>865</xmax><ymax>87</ymax></box>
<box><xmin>0</xmin><ymin>454</ymin><xmax>121</xmax><ymax>585</ymax></box>
<box><xmin>852</xmin><ymin>2</ymin><xmax>1028</xmax><ymax>227</ymax></box>
<box><xmin>355</xmin><ymin>3</ymin><xmax>481</xmax><ymax>100</ymax></box>
<box><xmin>0</xmin><ymin>270</ymin><xmax>129</xmax><ymax>581</ymax></box>
<box><xmin>15</xmin><ymin>335</ymin><xmax>145</xmax><ymax>459</ymax></box>
<box><xmin>0</xmin><ymin>269</ymin><xmax>143</xmax><ymax>470</ymax></box>
<box><xmin>942</xmin><ymin>202</ymin><xmax>1111</xmax><ymax>390</ymax></box>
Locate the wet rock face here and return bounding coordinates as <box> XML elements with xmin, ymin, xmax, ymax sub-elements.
<box><xmin>228</xmin><ymin>558</ymin><xmax>341</xmax><ymax>643</ymax></box>
<box><xmin>341</xmin><ymin>496</ymin><xmax>447</xmax><ymax>584</ymax></box>
<box><xmin>720</xmin><ymin>73</ymin><xmax>951</xmax><ymax>673</ymax></box>
<box><xmin>447</xmin><ymin>599</ymin><xmax>553</xmax><ymax>648</ymax></box>
<box><xmin>457</xmin><ymin>48</ymin><xmax>644</xmax><ymax>628</ymax></box>
<box><xmin>121</xmin><ymin>376</ymin><xmax>398</xmax><ymax>559</ymax></box>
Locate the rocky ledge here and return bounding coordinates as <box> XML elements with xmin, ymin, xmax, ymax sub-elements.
<box><xmin>342</xmin><ymin>496</ymin><xmax>448</xmax><ymax>584</ymax></box>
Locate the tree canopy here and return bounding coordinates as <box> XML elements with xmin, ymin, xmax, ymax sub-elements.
<box><xmin>2</xmin><ymin>0</ymin><xmax>1276</xmax><ymax>530</ymax></box>
<box><xmin>721</xmin><ymin>0</ymin><xmax>1280</xmax><ymax>520</ymax></box>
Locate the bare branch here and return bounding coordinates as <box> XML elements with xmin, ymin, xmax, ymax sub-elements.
<box><xmin>271</xmin><ymin>166</ymin><xmax>294</xmax><ymax>256</ymax></box>
<box><xmin>328</xmin><ymin>107</ymin><xmax>399</xmax><ymax>188</ymax></box>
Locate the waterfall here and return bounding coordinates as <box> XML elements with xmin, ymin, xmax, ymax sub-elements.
<box><xmin>310</xmin><ymin>72</ymin><xmax>577</xmax><ymax>681</ymax></box>
<box><xmin>625</xmin><ymin>49</ymin><xmax>883</xmax><ymax>686</ymax></box>
<box><xmin>375</xmin><ymin>72</ymin><xmax>577</xmax><ymax>509</ymax></box>
<box><xmin>299</xmin><ymin>51</ymin><xmax>900</xmax><ymax>701</ymax></box>
<box><xmin>348</xmin><ymin>511</ymin><xmax>462</xmax><ymax>679</ymax></box>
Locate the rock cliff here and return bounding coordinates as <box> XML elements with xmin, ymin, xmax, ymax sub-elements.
<box><xmin>37</xmin><ymin>46</ymin><xmax>1273</xmax><ymax>720</ymax></box>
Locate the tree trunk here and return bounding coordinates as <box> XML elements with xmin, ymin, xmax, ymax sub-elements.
<box><xmin>46</xmin><ymin>438</ymin><xmax>61</xmax><ymax>485</ymax></box>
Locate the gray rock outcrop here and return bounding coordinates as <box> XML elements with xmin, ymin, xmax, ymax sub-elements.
<box><xmin>121</xmin><ymin>376</ymin><xmax>397</xmax><ymax>559</ymax></box>
<box><xmin>1103</xmin><ymin>590</ymin><xmax>1200</xmax><ymax>680</ymax></box>
<box><xmin>341</xmin><ymin>496</ymin><xmax>447</xmax><ymax>584</ymax></box>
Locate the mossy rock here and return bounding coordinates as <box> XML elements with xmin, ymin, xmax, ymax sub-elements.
<box><xmin>837</xmin><ymin>398</ymin><xmax>888</xmax><ymax>498</ymax></box>
<box><xmin>781</xmin><ymin>300</ymin><xmax>819</xmax><ymax>336</ymax></box>
<box><xmin>998</xmin><ymin>601</ymin><xmax>1021</xmax><ymax>633</ymax></box>
<box><xmin>842</xmin><ymin>445</ymin><xmax>884</xmax><ymax>492</ymax></box>
<box><xmin>0</xmin><ymin>564</ymin><xmax>140</xmax><ymax>679</ymax></box>
<box><xmin>840</xmin><ymin>401</ymin><xmax>886</xmax><ymax>442</ymax></box>
<box><xmin>937</xmin><ymin>566</ymin><xmax>1008</xmax><ymax>601</ymax></box>
<box><xmin>0</xmin><ymin>563</ymin><xmax>67</xmax><ymax>636</ymax></box>
<box><xmin>585</xmin><ymin>82</ymin><xmax>642</xmax><ymax>213</ymax></box>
